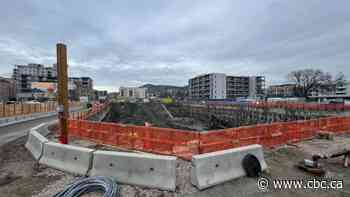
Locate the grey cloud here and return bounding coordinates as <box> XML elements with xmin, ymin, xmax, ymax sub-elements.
<box><xmin>0</xmin><ymin>0</ymin><xmax>350</xmax><ymax>91</ymax></box>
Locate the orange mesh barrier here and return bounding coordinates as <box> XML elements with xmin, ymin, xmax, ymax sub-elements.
<box><xmin>199</xmin><ymin>129</ymin><xmax>237</xmax><ymax>154</ymax></box>
<box><xmin>133</xmin><ymin>126</ymin><xmax>174</xmax><ymax>154</ymax></box>
<box><xmin>67</xmin><ymin>120</ymin><xmax>199</xmax><ymax>160</ymax></box>
<box><xmin>283</xmin><ymin>121</ymin><xmax>300</xmax><ymax>143</ymax></box>
<box><xmin>68</xmin><ymin>116</ymin><xmax>350</xmax><ymax>160</ymax></box>
<box><xmin>343</xmin><ymin>117</ymin><xmax>350</xmax><ymax>131</ymax></box>
<box><xmin>261</xmin><ymin>123</ymin><xmax>286</xmax><ymax>148</ymax></box>
<box><xmin>237</xmin><ymin>126</ymin><xmax>263</xmax><ymax>147</ymax></box>
<box><xmin>171</xmin><ymin>129</ymin><xmax>199</xmax><ymax>160</ymax></box>
<box><xmin>298</xmin><ymin>120</ymin><xmax>316</xmax><ymax>141</ymax></box>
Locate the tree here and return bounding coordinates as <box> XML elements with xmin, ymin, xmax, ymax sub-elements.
<box><xmin>287</xmin><ymin>69</ymin><xmax>334</xmax><ymax>98</ymax></box>
<box><xmin>335</xmin><ymin>72</ymin><xmax>346</xmax><ymax>87</ymax></box>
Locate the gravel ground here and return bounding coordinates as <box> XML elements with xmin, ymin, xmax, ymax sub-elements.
<box><xmin>0</xmin><ymin>137</ymin><xmax>63</xmax><ymax>197</ymax></box>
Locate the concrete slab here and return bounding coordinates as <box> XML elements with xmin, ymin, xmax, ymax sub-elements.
<box><xmin>25</xmin><ymin>125</ymin><xmax>49</xmax><ymax>160</ymax></box>
<box><xmin>39</xmin><ymin>142</ymin><xmax>94</xmax><ymax>175</ymax></box>
<box><xmin>90</xmin><ymin>150</ymin><xmax>177</xmax><ymax>191</ymax></box>
<box><xmin>191</xmin><ymin>144</ymin><xmax>267</xmax><ymax>190</ymax></box>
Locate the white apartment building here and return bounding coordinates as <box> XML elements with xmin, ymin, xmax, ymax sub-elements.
<box><xmin>119</xmin><ymin>87</ymin><xmax>147</xmax><ymax>99</ymax></box>
<box><xmin>336</xmin><ymin>82</ymin><xmax>350</xmax><ymax>96</ymax></box>
<box><xmin>189</xmin><ymin>73</ymin><xmax>265</xmax><ymax>100</ymax></box>
<box><xmin>12</xmin><ymin>64</ymin><xmax>57</xmax><ymax>94</ymax></box>
<box><xmin>189</xmin><ymin>73</ymin><xmax>226</xmax><ymax>100</ymax></box>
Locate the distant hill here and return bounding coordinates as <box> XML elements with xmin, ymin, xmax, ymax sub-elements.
<box><xmin>140</xmin><ymin>84</ymin><xmax>186</xmax><ymax>89</ymax></box>
<box><xmin>140</xmin><ymin>84</ymin><xmax>188</xmax><ymax>98</ymax></box>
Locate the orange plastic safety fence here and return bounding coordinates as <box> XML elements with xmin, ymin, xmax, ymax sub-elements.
<box><xmin>260</xmin><ymin>123</ymin><xmax>286</xmax><ymax>148</ymax></box>
<box><xmin>237</xmin><ymin>126</ymin><xmax>263</xmax><ymax>147</ymax></box>
<box><xmin>343</xmin><ymin>117</ymin><xmax>350</xmax><ymax>131</ymax></box>
<box><xmin>67</xmin><ymin>120</ymin><xmax>199</xmax><ymax>160</ymax></box>
<box><xmin>132</xmin><ymin>126</ymin><xmax>173</xmax><ymax>154</ymax></box>
<box><xmin>67</xmin><ymin>115</ymin><xmax>350</xmax><ymax>160</ymax></box>
<box><xmin>199</xmin><ymin>128</ymin><xmax>237</xmax><ymax>154</ymax></box>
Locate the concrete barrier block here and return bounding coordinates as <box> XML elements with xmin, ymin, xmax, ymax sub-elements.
<box><xmin>39</xmin><ymin>142</ymin><xmax>94</xmax><ymax>175</ymax></box>
<box><xmin>191</xmin><ymin>144</ymin><xmax>267</xmax><ymax>190</ymax></box>
<box><xmin>36</xmin><ymin>120</ymin><xmax>57</xmax><ymax>136</ymax></box>
<box><xmin>25</xmin><ymin>126</ymin><xmax>49</xmax><ymax>160</ymax></box>
<box><xmin>90</xmin><ymin>151</ymin><xmax>177</xmax><ymax>191</ymax></box>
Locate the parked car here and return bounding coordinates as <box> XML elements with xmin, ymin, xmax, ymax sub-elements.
<box><xmin>26</xmin><ymin>100</ymin><xmax>41</xmax><ymax>104</ymax></box>
<box><xmin>329</xmin><ymin>100</ymin><xmax>344</xmax><ymax>104</ymax></box>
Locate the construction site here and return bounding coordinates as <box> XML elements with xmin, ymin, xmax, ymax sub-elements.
<box><xmin>1</xmin><ymin>44</ymin><xmax>350</xmax><ymax>196</ymax></box>
<box><xmin>3</xmin><ymin>1</ymin><xmax>350</xmax><ymax>196</ymax></box>
<box><xmin>102</xmin><ymin>101</ymin><xmax>348</xmax><ymax>131</ymax></box>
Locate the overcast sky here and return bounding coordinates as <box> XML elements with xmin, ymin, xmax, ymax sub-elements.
<box><xmin>0</xmin><ymin>0</ymin><xmax>349</xmax><ymax>92</ymax></box>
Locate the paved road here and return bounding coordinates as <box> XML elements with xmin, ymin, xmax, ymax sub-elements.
<box><xmin>0</xmin><ymin>115</ymin><xmax>57</xmax><ymax>146</ymax></box>
<box><xmin>0</xmin><ymin>107</ymin><xmax>85</xmax><ymax>146</ymax></box>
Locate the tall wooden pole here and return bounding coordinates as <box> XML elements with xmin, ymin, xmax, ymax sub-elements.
<box><xmin>57</xmin><ymin>43</ymin><xmax>69</xmax><ymax>144</ymax></box>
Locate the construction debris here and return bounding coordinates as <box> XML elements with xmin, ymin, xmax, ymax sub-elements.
<box><xmin>295</xmin><ymin>158</ymin><xmax>326</xmax><ymax>176</ymax></box>
<box><xmin>314</xmin><ymin>149</ymin><xmax>350</xmax><ymax>168</ymax></box>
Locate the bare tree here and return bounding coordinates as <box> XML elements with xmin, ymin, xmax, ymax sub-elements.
<box><xmin>335</xmin><ymin>72</ymin><xmax>347</xmax><ymax>86</ymax></box>
<box><xmin>287</xmin><ymin>69</ymin><xmax>334</xmax><ymax>98</ymax></box>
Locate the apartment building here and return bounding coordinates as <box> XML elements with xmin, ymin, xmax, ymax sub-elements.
<box><xmin>336</xmin><ymin>82</ymin><xmax>350</xmax><ymax>96</ymax></box>
<box><xmin>69</xmin><ymin>77</ymin><xmax>94</xmax><ymax>100</ymax></box>
<box><xmin>81</xmin><ymin>77</ymin><xmax>94</xmax><ymax>97</ymax></box>
<box><xmin>310</xmin><ymin>84</ymin><xmax>337</xmax><ymax>97</ymax></box>
<box><xmin>189</xmin><ymin>73</ymin><xmax>226</xmax><ymax>100</ymax></box>
<box><xmin>267</xmin><ymin>84</ymin><xmax>297</xmax><ymax>97</ymax></box>
<box><xmin>0</xmin><ymin>77</ymin><xmax>16</xmax><ymax>102</ymax></box>
<box><xmin>94</xmin><ymin>90</ymin><xmax>108</xmax><ymax>100</ymax></box>
<box><xmin>120</xmin><ymin>87</ymin><xmax>147</xmax><ymax>99</ymax></box>
<box><xmin>12</xmin><ymin>64</ymin><xmax>57</xmax><ymax>94</ymax></box>
<box><xmin>189</xmin><ymin>73</ymin><xmax>265</xmax><ymax>100</ymax></box>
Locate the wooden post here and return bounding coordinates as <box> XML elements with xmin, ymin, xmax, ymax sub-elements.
<box><xmin>1</xmin><ymin>103</ymin><xmax>4</xmax><ymax>117</ymax></box>
<box><xmin>57</xmin><ymin>43</ymin><xmax>69</xmax><ymax>144</ymax></box>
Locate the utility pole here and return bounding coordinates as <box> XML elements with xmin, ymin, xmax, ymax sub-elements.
<box><xmin>57</xmin><ymin>43</ymin><xmax>69</xmax><ymax>144</ymax></box>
